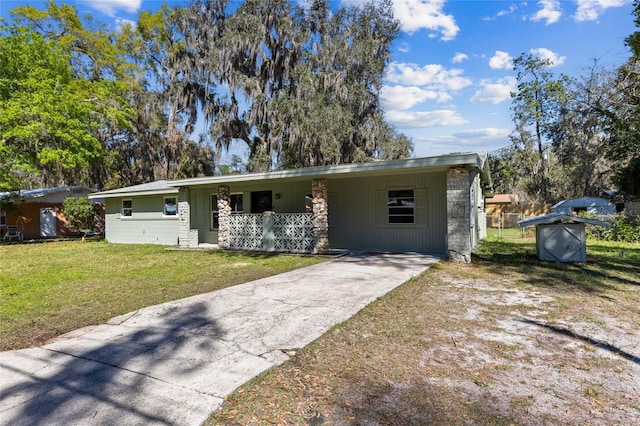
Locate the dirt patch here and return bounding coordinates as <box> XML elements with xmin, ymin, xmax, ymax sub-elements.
<box><xmin>208</xmin><ymin>249</ymin><xmax>640</xmax><ymax>425</ymax></box>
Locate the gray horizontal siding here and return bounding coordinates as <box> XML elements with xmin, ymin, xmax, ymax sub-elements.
<box><xmin>104</xmin><ymin>195</ymin><xmax>179</xmax><ymax>245</ymax></box>
<box><xmin>187</xmin><ymin>173</ymin><xmax>447</xmax><ymax>252</ymax></box>
<box><xmin>328</xmin><ymin>172</ymin><xmax>447</xmax><ymax>253</ymax></box>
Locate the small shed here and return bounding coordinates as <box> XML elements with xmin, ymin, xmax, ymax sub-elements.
<box><xmin>518</xmin><ymin>213</ymin><xmax>609</xmax><ymax>263</ymax></box>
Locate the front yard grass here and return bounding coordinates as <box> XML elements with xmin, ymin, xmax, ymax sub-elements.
<box><xmin>208</xmin><ymin>237</ymin><xmax>640</xmax><ymax>425</ymax></box>
<box><xmin>0</xmin><ymin>240</ymin><xmax>324</xmax><ymax>351</ymax></box>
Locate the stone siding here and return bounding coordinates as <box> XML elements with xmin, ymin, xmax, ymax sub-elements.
<box><xmin>447</xmin><ymin>167</ymin><xmax>472</xmax><ymax>262</ymax></box>
<box><xmin>311</xmin><ymin>179</ymin><xmax>329</xmax><ymax>254</ymax></box>
<box><xmin>177</xmin><ymin>189</ymin><xmax>195</xmax><ymax>247</ymax></box>
<box><xmin>216</xmin><ymin>185</ymin><xmax>231</xmax><ymax>249</ymax></box>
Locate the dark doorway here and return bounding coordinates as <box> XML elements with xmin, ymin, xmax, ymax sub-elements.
<box><xmin>251</xmin><ymin>191</ymin><xmax>272</xmax><ymax>213</ymax></box>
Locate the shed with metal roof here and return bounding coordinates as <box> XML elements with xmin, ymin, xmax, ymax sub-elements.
<box><xmin>518</xmin><ymin>213</ymin><xmax>610</xmax><ymax>262</ymax></box>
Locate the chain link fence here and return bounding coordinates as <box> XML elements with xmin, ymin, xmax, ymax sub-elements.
<box><xmin>486</xmin><ymin>212</ymin><xmax>537</xmax><ymax>238</ymax></box>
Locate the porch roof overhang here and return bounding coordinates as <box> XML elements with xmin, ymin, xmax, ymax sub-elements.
<box><xmin>89</xmin><ymin>152</ymin><xmax>492</xmax><ymax>198</ymax></box>
<box><xmin>88</xmin><ymin>180</ymin><xmax>179</xmax><ymax>199</ymax></box>
<box><xmin>171</xmin><ymin>152</ymin><xmax>490</xmax><ymax>188</ymax></box>
<box><xmin>2</xmin><ymin>185</ymin><xmax>96</xmax><ymax>202</ymax></box>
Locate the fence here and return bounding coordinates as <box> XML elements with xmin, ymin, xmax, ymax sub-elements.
<box><xmin>486</xmin><ymin>212</ymin><xmax>536</xmax><ymax>238</ymax></box>
<box><xmin>227</xmin><ymin>212</ymin><xmax>315</xmax><ymax>253</ymax></box>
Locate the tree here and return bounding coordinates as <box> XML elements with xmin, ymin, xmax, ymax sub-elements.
<box><xmin>126</xmin><ymin>5</ymin><xmax>212</xmax><ymax>180</ymax></box>
<box><xmin>0</xmin><ymin>23</ymin><xmax>104</xmax><ymax>189</ymax></box>
<box><xmin>509</xmin><ymin>53</ymin><xmax>571</xmax><ymax>202</ymax></box>
<box><xmin>547</xmin><ymin>61</ymin><xmax>613</xmax><ymax>199</ymax></box>
<box><xmin>62</xmin><ymin>197</ymin><xmax>97</xmax><ymax>239</ymax></box>
<box><xmin>5</xmin><ymin>1</ymin><xmax>135</xmax><ymax>190</ymax></box>
<box><xmin>604</xmin><ymin>0</ymin><xmax>640</xmax><ymax>200</ymax></box>
<box><xmin>189</xmin><ymin>0</ymin><xmax>409</xmax><ymax>171</ymax></box>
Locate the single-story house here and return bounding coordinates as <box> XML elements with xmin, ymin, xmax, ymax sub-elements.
<box><xmin>0</xmin><ymin>186</ymin><xmax>103</xmax><ymax>240</ymax></box>
<box><xmin>550</xmin><ymin>197</ymin><xmax>616</xmax><ymax>217</ymax></box>
<box><xmin>89</xmin><ymin>153</ymin><xmax>493</xmax><ymax>262</ymax></box>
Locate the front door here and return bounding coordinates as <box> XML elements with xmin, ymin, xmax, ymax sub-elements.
<box><xmin>40</xmin><ymin>207</ymin><xmax>57</xmax><ymax>238</ymax></box>
<box><xmin>251</xmin><ymin>191</ymin><xmax>272</xmax><ymax>213</ymax></box>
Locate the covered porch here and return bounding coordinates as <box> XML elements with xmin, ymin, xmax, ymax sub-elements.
<box><xmin>177</xmin><ymin>178</ymin><xmax>329</xmax><ymax>254</ymax></box>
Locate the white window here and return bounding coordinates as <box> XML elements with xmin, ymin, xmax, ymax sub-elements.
<box><xmin>163</xmin><ymin>197</ymin><xmax>177</xmax><ymax>216</ymax></box>
<box><xmin>387</xmin><ymin>190</ymin><xmax>415</xmax><ymax>224</ymax></box>
<box><xmin>122</xmin><ymin>200</ymin><xmax>132</xmax><ymax>217</ymax></box>
<box><xmin>211</xmin><ymin>193</ymin><xmax>243</xmax><ymax>230</ymax></box>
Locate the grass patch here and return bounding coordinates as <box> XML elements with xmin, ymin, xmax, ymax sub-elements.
<box><xmin>0</xmin><ymin>240</ymin><xmax>324</xmax><ymax>351</ymax></box>
<box><xmin>207</xmin><ymin>238</ymin><xmax>640</xmax><ymax>425</ymax></box>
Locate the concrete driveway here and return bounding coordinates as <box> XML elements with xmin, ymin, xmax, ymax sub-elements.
<box><xmin>0</xmin><ymin>252</ymin><xmax>440</xmax><ymax>425</ymax></box>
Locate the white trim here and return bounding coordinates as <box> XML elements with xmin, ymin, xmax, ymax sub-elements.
<box><xmin>163</xmin><ymin>196</ymin><xmax>178</xmax><ymax>217</ymax></box>
<box><xmin>170</xmin><ymin>153</ymin><xmax>487</xmax><ymax>188</ymax></box>
<box><xmin>387</xmin><ymin>189</ymin><xmax>415</xmax><ymax>225</ymax></box>
<box><xmin>90</xmin><ymin>153</ymin><xmax>490</xmax><ymax>198</ymax></box>
<box><xmin>90</xmin><ymin>188</ymin><xmax>179</xmax><ymax>199</ymax></box>
<box><xmin>122</xmin><ymin>199</ymin><xmax>133</xmax><ymax>217</ymax></box>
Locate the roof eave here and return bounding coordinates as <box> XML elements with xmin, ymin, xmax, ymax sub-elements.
<box><xmin>89</xmin><ymin>188</ymin><xmax>179</xmax><ymax>199</ymax></box>
<box><xmin>170</xmin><ymin>153</ymin><xmax>487</xmax><ymax>188</ymax></box>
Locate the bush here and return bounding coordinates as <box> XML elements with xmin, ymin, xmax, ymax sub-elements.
<box><xmin>587</xmin><ymin>212</ymin><xmax>640</xmax><ymax>243</ymax></box>
<box><xmin>62</xmin><ymin>197</ymin><xmax>97</xmax><ymax>238</ymax></box>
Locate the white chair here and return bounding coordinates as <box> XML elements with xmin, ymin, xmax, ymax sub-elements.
<box><xmin>3</xmin><ymin>225</ymin><xmax>23</xmax><ymax>241</ymax></box>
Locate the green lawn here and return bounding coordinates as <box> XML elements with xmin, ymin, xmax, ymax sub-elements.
<box><xmin>0</xmin><ymin>240</ymin><xmax>325</xmax><ymax>351</ymax></box>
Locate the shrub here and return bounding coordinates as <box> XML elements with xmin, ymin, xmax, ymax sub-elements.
<box><xmin>62</xmin><ymin>197</ymin><xmax>97</xmax><ymax>238</ymax></box>
<box><xmin>587</xmin><ymin>212</ymin><xmax>640</xmax><ymax>243</ymax></box>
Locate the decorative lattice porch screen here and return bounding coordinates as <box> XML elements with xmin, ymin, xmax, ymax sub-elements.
<box><xmin>226</xmin><ymin>213</ymin><xmax>315</xmax><ymax>253</ymax></box>
<box><xmin>227</xmin><ymin>214</ymin><xmax>263</xmax><ymax>251</ymax></box>
<box><xmin>273</xmin><ymin>213</ymin><xmax>315</xmax><ymax>253</ymax></box>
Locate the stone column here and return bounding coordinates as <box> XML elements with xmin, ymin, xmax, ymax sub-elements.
<box><xmin>447</xmin><ymin>167</ymin><xmax>472</xmax><ymax>262</ymax></box>
<box><xmin>178</xmin><ymin>188</ymin><xmax>197</xmax><ymax>248</ymax></box>
<box><xmin>311</xmin><ymin>178</ymin><xmax>329</xmax><ymax>254</ymax></box>
<box><xmin>217</xmin><ymin>185</ymin><xmax>231</xmax><ymax>249</ymax></box>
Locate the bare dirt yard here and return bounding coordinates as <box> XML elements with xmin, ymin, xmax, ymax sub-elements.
<box><xmin>208</xmin><ymin>239</ymin><xmax>640</xmax><ymax>425</ymax></box>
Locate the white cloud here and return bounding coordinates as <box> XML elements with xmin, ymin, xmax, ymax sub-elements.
<box><xmin>411</xmin><ymin>130</ymin><xmax>511</xmax><ymax>156</ymax></box>
<box><xmin>531</xmin><ymin>0</ymin><xmax>562</xmax><ymax>25</ymax></box>
<box><xmin>116</xmin><ymin>18</ymin><xmax>136</xmax><ymax>32</ymax></box>
<box><xmin>452</xmin><ymin>52</ymin><xmax>468</xmax><ymax>63</ymax></box>
<box><xmin>530</xmin><ymin>47</ymin><xmax>566</xmax><ymax>66</ymax></box>
<box><xmin>498</xmin><ymin>4</ymin><xmax>518</xmax><ymax>17</ymax></box>
<box><xmin>385</xmin><ymin>110</ymin><xmax>468</xmax><ymax>128</ymax></box>
<box><xmin>484</xmin><ymin>3</ymin><xmax>518</xmax><ymax>21</ymax></box>
<box><xmin>452</xmin><ymin>128</ymin><xmax>512</xmax><ymax>140</ymax></box>
<box><xmin>489</xmin><ymin>51</ymin><xmax>513</xmax><ymax>70</ymax></box>
<box><xmin>398</xmin><ymin>42</ymin><xmax>411</xmax><ymax>53</ymax></box>
<box><xmin>470</xmin><ymin>77</ymin><xmax>517</xmax><ymax>104</ymax></box>
<box><xmin>386</xmin><ymin>62</ymin><xmax>472</xmax><ymax>91</ymax></box>
<box><xmin>381</xmin><ymin>85</ymin><xmax>450</xmax><ymax>110</ymax></box>
<box><xmin>391</xmin><ymin>0</ymin><xmax>460</xmax><ymax>40</ymax></box>
<box><xmin>574</xmin><ymin>0</ymin><xmax>628</xmax><ymax>22</ymax></box>
<box><xmin>79</xmin><ymin>0</ymin><xmax>142</xmax><ymax>17</ymax></box>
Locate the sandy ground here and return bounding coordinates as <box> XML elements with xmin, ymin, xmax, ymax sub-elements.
<box><xmin>210</xmin><ymin>259</ymin><xmax>640</xmax><ymax>425</ymax></box>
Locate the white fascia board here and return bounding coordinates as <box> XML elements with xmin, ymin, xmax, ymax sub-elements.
<box><xmin>88</xmin><ymin>188</ymin><xmax>179</xmax><ymax>199</ymax></box>
<box><xmin>170</xmin><ymin>153</ymin><xmax>485</xmax><ymax>188</ymax></box>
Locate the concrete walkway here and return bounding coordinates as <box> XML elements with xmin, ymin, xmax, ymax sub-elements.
<box><xmin>0</xmin><ymin>252</ymin><xmax>440</xmax><ymax>425</ymax></box>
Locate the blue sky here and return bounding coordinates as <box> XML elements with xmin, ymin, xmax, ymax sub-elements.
<box><xmin>1</xmin><ymin>0</ymin><xmax>636</xmax><ymax>160</ymax></box>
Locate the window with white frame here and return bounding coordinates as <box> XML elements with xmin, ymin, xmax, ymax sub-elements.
<box><xmin>211</xmin><ymin>193</ymin><xmax>243</xmax><ymax>229</ymax></box>
<box><xmin>163</xmin><ymin>197</ymin><xmax>177</xmax><ymax>216</ymax></box>
<box><xmin>122</xmin><ymin>200</ymin><xmax>132</xmax><ymax>217</ymax></box>
<box><xmin>387</xmin><ymin>190</ymin><xmax>415</xmax><ymax>224</ymax></box>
